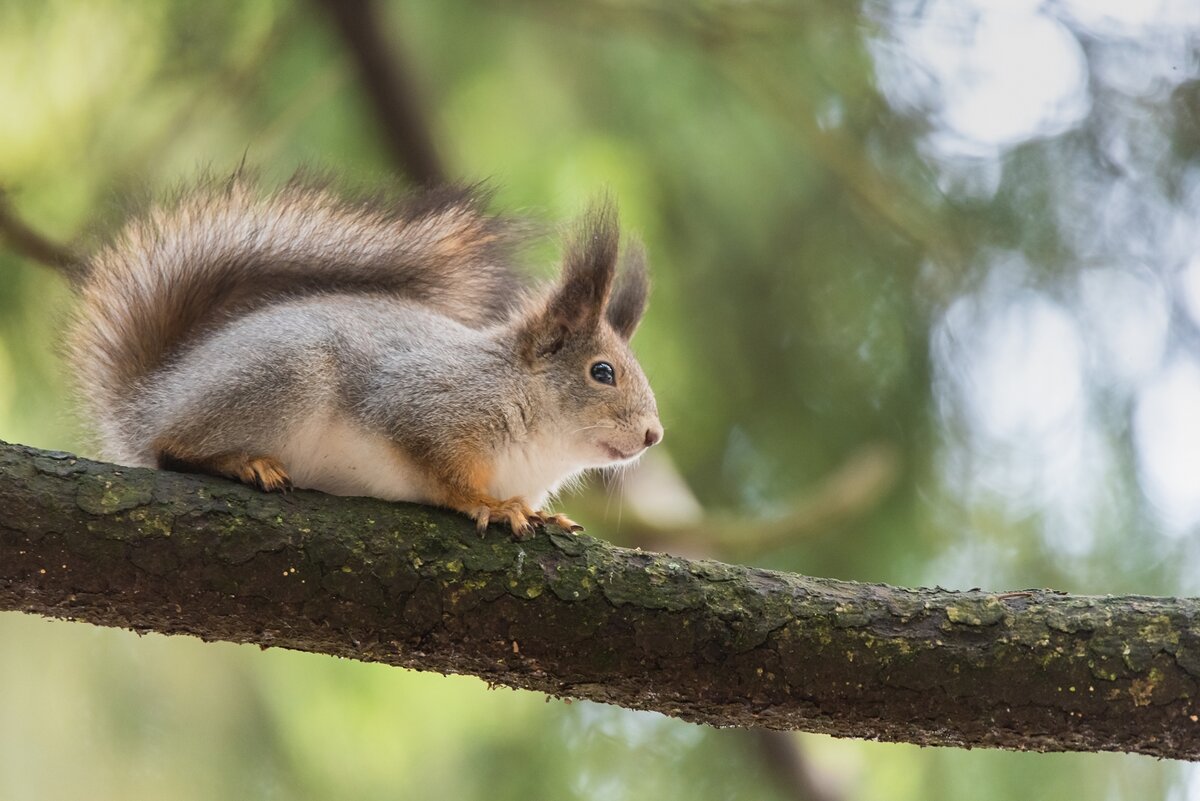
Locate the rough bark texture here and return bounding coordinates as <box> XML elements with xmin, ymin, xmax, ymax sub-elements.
<box><xmin>1</xmin><ymin>441</ymin><xmax>1198</xmax><ymax>760</ymax></box>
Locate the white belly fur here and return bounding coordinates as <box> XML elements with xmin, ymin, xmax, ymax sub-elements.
<box><xmin>486</xmin><ymin>433</ymin><xmax>587</xmax><ymax>509</ymax></box>
<box><xmin>277</xmin><ymin>412</ymin><xmax>587</xmax><ymax>510</ymax></box>
<box><xmin>277</xmin><ymin>412</ymin><xmax>432</xmax><ymax>503</ymax></box>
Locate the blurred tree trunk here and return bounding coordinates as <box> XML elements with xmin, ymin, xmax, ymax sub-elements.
<box><xmin>311</xmin><ymin>0</ymin><xmax>445</xmax><ymax>185</ymax></box>
<box><xmin>1</xmin><ymin>441</ymin><xmax>1198</xmax><ymax>761</ymax></box>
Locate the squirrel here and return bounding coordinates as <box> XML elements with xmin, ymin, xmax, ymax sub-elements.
<box><xmin>66</xmin><ymin>175</ymin><xmax>663</xmax><ymax>536</ymax></box>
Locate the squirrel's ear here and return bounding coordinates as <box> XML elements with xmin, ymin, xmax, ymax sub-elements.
<box><xmin>550</xmin><ymin>199</ymin><xmax>618</xmax><ymax>329</ymax></box>
<box><xmin>518</xmin><ymin>201</ymin><xmax>618</xmax><ymax>359</ymax></box>
<box><xmin>606</xmin><ymin>240</ymin><xmax>649</xmax><ymax>341</ymax></box>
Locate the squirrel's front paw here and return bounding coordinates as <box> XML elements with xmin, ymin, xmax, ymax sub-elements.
<box><xmin>469</xmin><ymin>497</ymin><xmax>539</xmax><ymax>538</ymax></box>
<box><xmin>534</xmin><ymin>511</ymin><xmax>584</xmax><ymax>533</ymax></box>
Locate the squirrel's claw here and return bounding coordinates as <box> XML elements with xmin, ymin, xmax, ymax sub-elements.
<box><xmin>239</xmin><ymin>456</ymin><xmax>292</xmax><ymax>493</ymax></box>
<box><xmin>473</xmin><ymin>507</ymin><xmax>491</xmax><ymax>536</ymax></box>
<box><xmin>469</xmin><ymin>497</ymin><xmax>538</xmax><ymax>539</ymax></box>
<box><xmin>536</xmin><ymin>512</ymin><xmax>584</xmax><ymax>533</ymax></box>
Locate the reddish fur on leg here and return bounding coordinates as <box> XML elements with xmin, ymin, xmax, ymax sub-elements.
<box><xmin>155</xmin><ymin>439</ymin><xmax>292</xmax><ymax>492</ymax></box>
<box><xmin>424</xmin><ymin>448</ymin><xmax>540</xmax><ymax>537</ymax></box>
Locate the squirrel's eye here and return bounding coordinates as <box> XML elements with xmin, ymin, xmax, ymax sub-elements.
<box><xmin>590</xmin><ymin>361</ymin><xmax>616</xmax><ymax>385</ymax></box>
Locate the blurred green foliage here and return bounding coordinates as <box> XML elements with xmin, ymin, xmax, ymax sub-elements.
<box><xmin>3</xmin><ymin>0</ymin><xmax>1199</xmax><ymax>798</ymax></box>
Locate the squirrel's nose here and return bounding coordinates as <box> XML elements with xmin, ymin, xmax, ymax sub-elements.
<box><xmin>644</xmin><ymin>425</ymin><xmax>663</xmax><ymax>448</ymax></box>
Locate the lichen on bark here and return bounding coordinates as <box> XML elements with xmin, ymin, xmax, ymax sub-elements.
<box><xmin>1</xmin><ymin>440</ymin><xmax>1199</xmax><ymax>760</ymax></box>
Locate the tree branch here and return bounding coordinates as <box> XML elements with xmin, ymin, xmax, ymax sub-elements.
<box><xmin>1</xmin><ymin>440</ymin><xmax>1198</xmax><ymax>760</ymax></box>
<box><xmin>311</xmin><ymin>0</ymin><xmax>447</xmax><ymax>185</ymax></box>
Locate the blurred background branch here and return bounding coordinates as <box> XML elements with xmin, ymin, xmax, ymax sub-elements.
<box><xmin>751</xmin><ymin>729</ymin><xmax>842</xmax><ymax>801</ymax></box>
<box><xmin>0</xmin><ymin>190</ymin><xmax>79</xmax><ymax>278</ymax></box>
<box><xmin>599</xmin><ymin>443</ymin><xmax>899</xmax><ymax>559</ymax></box>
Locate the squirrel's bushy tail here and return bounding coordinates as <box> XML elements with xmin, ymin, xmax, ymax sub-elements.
<box><xmin>67</xmin><ymin>175</ymin><xmax>523</xmax><ymax>433</ymax></box>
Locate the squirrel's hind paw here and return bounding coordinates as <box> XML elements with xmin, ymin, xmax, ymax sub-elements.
<box><xmin>155</xmin><ymin>444</ymin><xmax>293</xmax><ymax>494</ymax></box>
<box><xmin>238</xmin><ymin>456</ymin><xmax>293</xmax><ymax>493</ymax></box>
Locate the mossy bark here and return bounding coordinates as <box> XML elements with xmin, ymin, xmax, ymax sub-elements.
<box><xmin>1</xmin><ymin>441</ymin><xmax>1199</xmax><ymax>760</ymax></box>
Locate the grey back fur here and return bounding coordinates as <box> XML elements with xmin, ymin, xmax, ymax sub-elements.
<box><xmin>68</xmin><ymin>175</ymin><xmax>524</xmax><ymax>449</ymax></box>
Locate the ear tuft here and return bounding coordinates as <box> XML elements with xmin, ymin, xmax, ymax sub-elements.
<box><xmin>606</xmin><ymin>239</ymin><xmax>649</xmax><ymax>340</ymax></box>
<box><xmin>550</xmin><ymin>198</ymin><xmax>619</xmax><ymax>327</ymax></box>
<box><xmin>516</xmin><ymin>198</ymin><xmax>623</xmax><ymax>361</ymax></box>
